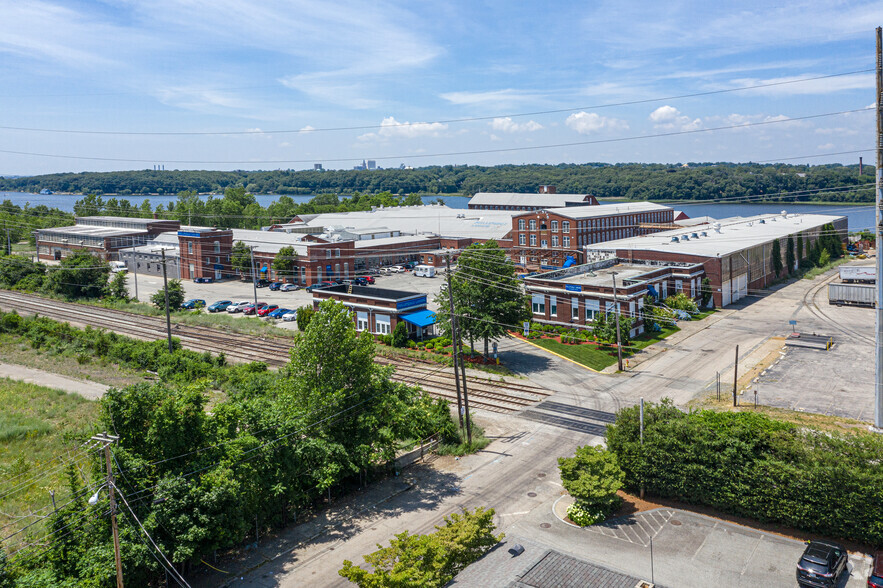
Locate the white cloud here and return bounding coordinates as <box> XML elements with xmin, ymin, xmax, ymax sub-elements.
<box><xmin>817</xmin><ymin>143</ymin><xmax>835</xmax><ymax>150</ymax></box>
<box><xmin>565</xmin><ymin>112</ymin><xmax>628</xmax><ymax>135</ymax></box>
<box><xmin>358</xmin><ymin>117</ymin><xmax>448</xmax><ymax>141</ymax></box>
<box><xmin>730</xmin><ymin>73</ymin><xmax>874</xmax><ymax>96</ymax></box>
<box><xmin>299</xmin><ymin>125</ymin><xmax>316</xmax><ymax>132</ymax></box>
<box><xmin>440</xmin><ymin>89</ymin><xmax>540</xmax><ymax>107</ymax></box>
<box><xmin>649</xmin><ymin>106</ymin><xmax>702</xmax><ymax>131</ymax></box>
<box><xmin>490</xmin><ymin>117</ymin><xmax>543</xmax><ymax>133</ymax></box>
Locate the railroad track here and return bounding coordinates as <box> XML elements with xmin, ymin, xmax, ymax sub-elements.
<box><xmin>0</xmin><ymin>290</ymin><xmax>551</xmax><ymax>414</ymax></box>
<box><xmin>800</xmin><ymin>273</ymin><xmax>874</xmax><ymax>346</ymax></box>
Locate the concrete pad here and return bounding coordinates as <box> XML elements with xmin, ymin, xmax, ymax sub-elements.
<box><xmin>0</xmin><ymin>361</ymin><xmax>108</xmax><ymax>400</ymax></box>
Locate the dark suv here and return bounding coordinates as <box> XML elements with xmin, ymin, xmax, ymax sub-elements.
<box><xmin>796</xmin><ymin>540</ymin><xmax>848</xmax><ymax>587</ymax></box>
<box><xmin>869</xmin><ymin>549</ymin><xmax>883</xmax><ymax>588</ymax></box>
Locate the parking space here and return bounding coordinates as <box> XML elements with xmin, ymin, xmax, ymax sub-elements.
<box><xmin>124</xmin><ymin>267</ymin><xmax>448</xmax><ymax>329</ymax></box>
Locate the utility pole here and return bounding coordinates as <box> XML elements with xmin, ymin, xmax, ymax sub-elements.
<box><xmin>875</xmin><ymin>26</ymin><xmax>883</xmax><ymax>432</ymax></box>
<box><xmin>249</xmin><ymin>246</ymin><xmax>258</xmax><ymax>308</ymax></box>
<box><xmin>3</xmin><ymin>221</ymin><xmax>10</xmax><ymax>256</ymax></box>
<box><xmin>445</xmin><ymin>254</ymin><xmax>464</xmax><ymax>430</ymax></box>
<box><xmin>154</xmin><ymin>248</ymin><xmax>173</xmax><ymax>353</ymax></box>
<box><xmin>130</xmin><ymin>237</ymin><xmax>139</xmax><ymax>302</ymax></box>
<box><xmin>92</xmin><ymin>433</ymin><xmax>123</xmax><ymax>588</ymax></box>
<box><xmin>611</xmin><ymin>271</ymin><xmax>623</xmax><ymax>371</ymax></box>
<box><xmin>733</xmin><ymin>344</ymin><xmax>740</xmax><ymax>407</ymax></box>
<box><xmin>459</xmin><ymin>329</ymin><xmax>473</xmax><ymax>445</ymax></box>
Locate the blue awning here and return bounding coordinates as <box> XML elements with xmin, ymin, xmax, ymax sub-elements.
<box><xmin>400</xmin><ymin>309</ymin><xmax>437</xmax><ymax>328</ymax></box>
<box><xmin>260</xmin><ymin>266</ymin><xmax>268</xmax><ymax>272</ymax></box>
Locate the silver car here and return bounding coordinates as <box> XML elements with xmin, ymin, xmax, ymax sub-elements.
<box><xmin>226</xmin><ymin>300</ymin><xmax>252</xmax><ymax>313</ymax></box>
<box><xmin>282</xmin><ymin>310</ymin><xmax>298</xmax><ymax>322</ymax></box>
<box><xmin>281</xmin><ymin>283</ymin><xmax>300</xmax><ymax>292</ymax></box>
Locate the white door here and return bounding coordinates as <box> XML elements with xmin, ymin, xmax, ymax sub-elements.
<box><xmin>721</xmin><ymin>280</ymin><xmax>732</xmax><ymax>307</ymax></box>
<box><xmin>736</xmin><ymin>274</ymin><xmax>748</xmax><ymax>300</ymax></box>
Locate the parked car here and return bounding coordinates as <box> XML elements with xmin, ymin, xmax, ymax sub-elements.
<box><xmin>869</xmin><ymin>549</ymin><xmax>883</xmax><ymax>588</ymax></box>
<box><xmin>796</xmin><ymin>540</ymin><xmax>848</xmax><ymax>587</ymax></box>
<box><xmin>181</xmin><ymin>299</ymin><xmax>206</xmax><ymax>310</ymax></box>
<box><xmin>268</xmin><ymin>307</ymin><xmax>291</xmax><ymax>319</ymax></box>
<box><xmin>305</xmin><ymin>282</ymin><xmax>323</xmax><ymax>292</ymax></box>
<box><xmin>254</xmin><ymin>279</ymin><xmax>270</xmax><ymax>288</ymax></box>
<box><xmin>357</xmin><ymin>275</ymin><xmax>375</xmax><ymax>284</ymax></box>
<box><xmin>390</xmin><ymin>265</ymin><xmax>405</xmax><ymax>273</ymax></box>
<box><xmin>243</xmin><ymin>302</ymin><xmax>267</xmax><ymax>316</ymax></box>
<box><xmin>282</xmin><ymin>310</ymin><xmax>298</xmax><ymax>322</ymax></box>
<box><xmin>280</xmin><ymin>283</ymin><xmax>300</xmax><ymax>292</ymax></box>
<box><xmin>193</xmin><ymin>277</ymin><xmax>214</xmax><ymax>284</ymax></box>
<box><xmin>207</xmin><ymin>300</ymin><xmax>232</xmax><ymax>313</ymax></box>
<box><xmin>379</xmin><ymin>267</ymin><xmax>391</xmax><ymax>275</ymax></box>
<box><xmin>256</xmin><ymin>304</ymin><xmax>279</xmax><ymax>317</ymax></box>
<box><xmin>403</xmin><ymin>261</ymin><xmax>417</xmax><ymax>269</ymax></box>
<box><xmin>269</xmin><ymin>282</ymin><xmax>284</xmax><ymax>291</ymax></box>
<box><xmin>227</xmin><ymin>300</ymin><xmax>252</xmax><ymax>313</ymax></box>
<box><xmin>320</xmin><ymin>281</ymin><xmax>335</xmax><ymax>288</ymax></box>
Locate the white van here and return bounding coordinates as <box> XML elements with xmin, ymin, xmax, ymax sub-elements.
<box><xmin>414</xmin><ymin>265</ymin><xmax>436</xmax><ymax>278</ymax></box>
<box><xmin>110</xmin><ymin>261</ymin><xmax>128</xmax><ymax>273</ymax></box>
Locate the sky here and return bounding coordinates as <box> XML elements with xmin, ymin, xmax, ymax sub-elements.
<box><xmin>0</xmin><ymin>0</ymin><xmax>880</xmax><ymax>176</ymax></box>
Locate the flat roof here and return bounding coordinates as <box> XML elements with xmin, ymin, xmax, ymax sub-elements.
<box><xmin>469</xmin><ymin>192</ymin><xmax>591</xmax><ymax>207</ymax></box>
<box><xmin>317</xmin><ymin>284</ymin><xmax>426</xmax><ymax>301</ymax></box>
<box><xmin>230</xmin><ymin>229</ymin><xmax>310</xmax><ymax>255</ymax></box>
<box><xmin>586</xmin><ymin>212</ymin><xmax>846</xmax><ymax>258</ymax></box>
<box><xmin>353</xmin><ymin>235</ymin><xmax>435</xmax><ymax>248</ymax></box>
<box><xmin>36</xmin><ymin>225</ymin><xmax>148</xmax><ymax>238</ymax></box>
<box><xmin>75</xmin><ymin>216</ymin><xmax>173</xmax><ymax>225</ymax></box>
<box><xmin>540</xmin><ymin>201</ymin><xmax>671</xmax><ymax>220</ymax></box>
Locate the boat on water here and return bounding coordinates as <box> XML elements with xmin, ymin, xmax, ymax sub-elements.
<box><xmin>39</xmin><ymin>189</ymin><xmax>53</xmax><ymax>195</ymax></box>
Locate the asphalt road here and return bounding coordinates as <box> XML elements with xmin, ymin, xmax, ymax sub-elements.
<box><xmin>208</xmin><ymin>267</ymin><xmax>874</xmax><ymax>587</ymax></box>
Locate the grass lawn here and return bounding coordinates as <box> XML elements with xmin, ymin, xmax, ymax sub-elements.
<box><xmin>525</xmin><ymin>324</ymin><xmax>682</xmax><ymax>371</ymax></box>
<box><xmin>0</xmin><ymin>379</ymin><xmax>99</xmax><ymax>550</ymax></box>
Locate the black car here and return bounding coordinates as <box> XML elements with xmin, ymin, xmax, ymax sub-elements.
<box><xmin>254</xmin><ymin>279</ymin><xmax>270</xmax><ymax>288</ymax></box>
<box><xmin>796</xmin><ymin>540</ymin><xmax>848</xmax><ymax>587</ymax></box>
<box><xmin>268</xmin><ymin>282</ymin><xmax>283</xmax><ymax>291</ymax></box>
<box><xmin>193</xmin><ymin>277</ymin><xmax>213</xmax><ymax>284</ymax></box>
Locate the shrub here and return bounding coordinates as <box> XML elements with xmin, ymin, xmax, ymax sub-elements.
<box><xmin>664</xmin><ymin>292</ymin><xmax>698</xmax><ymax>313</ymax></box>
<box><xmin>566</xmin><ymin>502</ymin><xmax>606</xmax><ymax>527</ymax></box>
<box><xmin>391</xmin><ymin>321</ymin><xmax>408</xmax><ymax>347</ymax></box>
<box><xmin>606</xmin><ymin>400</ymin><xmax>883</xmax><ymax>545</ymax></box>
<box><xmin>558</xmin><ymin>445</ymin><xmax>624</xmax><ymax>521</ymax></box>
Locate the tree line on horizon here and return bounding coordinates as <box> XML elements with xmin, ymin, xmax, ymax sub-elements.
<box><xmin>0</xmin><ymin>161</ymin><xmax>874</xmax><ymax>203</ymax></box>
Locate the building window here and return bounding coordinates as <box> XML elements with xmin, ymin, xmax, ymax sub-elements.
<box><xmin>551</xmin><ymin>220</ymin><xmax>558</xmax><ymax>232</ymax></box>
<box><xmin>586</xmin><ymin>299</ymin><xmax>600</xmax><ymax>320</ymax></box>
<box><xmin>335</xmin><ymin>249</ymin><xmax>340</xmax><ymax>258</ymax></box>
<box><xmin>572</xmin><ymin>298</ymin><xmax>579</xmax><ymax>319</ymax></box>
<box><xmin>563</xmin><ymin>236</ymin><xmax>570</xmax><ymax>248</ymax></box>
<box><xmin>549</xmin><ymin>295</ymin><xmax>557</xmax><ymax>317</ymax></box>
<box><xmin>562</xmin><ymin>221</ymin><xmax>570</xmax><ymax>232</ymax></box>
<box><xmin>531</xmin><ymin>294</ymin><xmax>545</xmax><ymax>315</ymax></box>
<box><xmin>519</xmin><ymin>234</ymin><xmax>526</xmax><ymax>245</ymax></box>
<box><xmin>356</xmin><ymin>311</ymin><xmax>369</xmax><ymax>331</ymax></box>
<box><xmin>529</xmin><ymin>219</ymin><xmax>537</xmax><ymax>230</ymax></box>
<box><xmin>551</xmin><ymin>236</ymin><xmax>559</xmax><ymax>247</ymax></box>
<box><xmin>213</xmin><ymin>241</ymin><xmax>220</xmax><ymax>253</ymax></box>
<box><xmin>541</xmin><ymin>239</ymin><xmax>548</xmax><ymax>248</ymax></box>
<box><xmin>189</xmin><ymin>263</ymin><xmax>195</xmax><ymax>276</ymax></box>
<box><xmin>518</xmin><ymin>219</ymin><xmax>525</xmax><ymax>230</ymax></box>
<box><xmin>375</xmin><ymin>315</ymin><xmax>391</xmax><ymax>335</ymax></box>
<box><xmin>187</xmin><ymin>242</ymin><xmax>193</xmax><ymax>254</ymax></box>
<box><xmin>530</xmin><ymin>235</ymin><xmax>537</xmax><ymax>246</ymax></box>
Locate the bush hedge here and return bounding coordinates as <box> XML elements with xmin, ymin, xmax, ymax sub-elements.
<box><xmin>606</xmin><ymin>400</ymin><xmax>883</xmax><ymax>545</ymax></box>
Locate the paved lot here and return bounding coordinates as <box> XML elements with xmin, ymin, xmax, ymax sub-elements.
<box><xmin>0</xmin><ymin>362</ymin><xmax>109</xmax><ymax>400</ymax></box>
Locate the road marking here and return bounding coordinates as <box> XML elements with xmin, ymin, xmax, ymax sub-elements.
<box><xmin>500</xmin><ymin>511</ymin><xmax>531</xmax><ymax>517</ymax></box>
<box><xmin>740</xmin><ymin>534</ymin><xmax>763</xmax><ymax>576</ymax></box>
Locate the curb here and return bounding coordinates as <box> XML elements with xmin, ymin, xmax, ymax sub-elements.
<box><xmin>514</xmin><ymin>336</ymin><xmax>605</xmax><ymax>373</ymax></box>
<box><xmin>552</xmin><ymin>495</ymin><xmax>580</xmax><ymax>528</ymax></box>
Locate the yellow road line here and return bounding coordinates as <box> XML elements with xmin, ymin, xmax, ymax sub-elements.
<box><xmin>515</xmin><ymin>336</ymin><xmax>605</xmax><ymax>373</ymax></box>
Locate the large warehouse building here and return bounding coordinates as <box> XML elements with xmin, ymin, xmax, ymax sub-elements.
<box><xmin>585</xmin><ymin>212</ymin><xmax>847</xmax><ymax>307</ymax></box>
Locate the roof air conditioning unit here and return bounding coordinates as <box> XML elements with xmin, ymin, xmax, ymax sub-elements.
<box><xmin>758</xmin><ymin>219</ymin><xmax>766</xmax><ymax>224</ymax></box>
<box><xmin>712</xmin><ymin>223</ymin><xmax>722</xmax><ymax>232</ymax></box>
<box><xmin>700</xmin><ymin>231</ymin><xmax>708</xmax><ymax>237</ymax></box>
<box><xmin>681</xmin><ymin>235</ymin><xmax>689</xmax><ymax>241</ymax></box>
<box><xmin>690</xmin><ymin>232</ymin><xmax>699</xmax><ymax>239</ymax></box>
<box><xmin>670</xmin><ymin>236</ymin><xmax>679</xmax><ymax>242</ymax></box>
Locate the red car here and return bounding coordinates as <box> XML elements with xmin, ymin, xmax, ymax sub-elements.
<box><xmin>870</xmin><ymin>549</ymin><xmax>883</xmax><ymax>588</ymax></box>
<box><xmin>256</xmin><ymin>304</ymin><xmax>279</xmax><ymax>317</ymax></box>
<box><xmin>358</xmin><ymin>275</ymin><xmax>375</xmax><ymax>284</ymax></box>
<box><xmin>243</xmin><ymin>302</ymin><xmax>267</xmax><ymax>316</ymax></box>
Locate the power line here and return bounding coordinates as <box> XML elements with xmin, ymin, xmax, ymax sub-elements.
<box><xmin>0</xmin><ymin>107</ymin><xmax>872</xmax><ymax>165</ymax></box>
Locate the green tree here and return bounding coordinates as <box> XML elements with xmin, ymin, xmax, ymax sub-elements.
<box><xmin>435</xmin><ymin>241</ymin><xmax>529</xmax><ymax>359</ymax></box>
<box><xmin>339</xmin><ymin>507</ymin><xmax>502</xmax><ymax>587</ymax></box>
<box><xmin>0</xmin><ymin>255</ymin><xmax>45</xmax><ymax>288</ymax></box>
<box><xmin>151</xmin><ymin>278</ymin><xmax>184</xmax><ymax>311</ymax></box>
<box><xmin>230</xmin><ymin>241</ymin><xmax>252</xmax><ymax>279</ymax></box>
<box><xmin>392</xmin><ymin>321</ymin><xmax>409</xmax><ymax>348</ymax></box>
<box><xmin>558</xmin><ymin>445</ymin><xmax>625</xmax><ymax>515</ymax></box>
<box><xmin>771</xmin><ymin>238</ymin><xmax>783</xmax><ymax>277</ymax></box>
<box><xmin>785</xmin><ymin>235</ymin><xmax>795</xmax><ymax>275</ymax></box>
<box><xmin>272</xmin><ymin>246</ymin><xmax>298</xmax><ymax>282</ymax></box>
<box><xmin>106</xmin><ymin>270</ymin><xmax>129</xmax><ymax>301</ymax></box>
<box><xmin>700</xmin><ymin>277</ymin><xmax>712</xmax><ymax>307</ymax></box>
<box><xmin>44</xmin><ymin>251</ymin><xmax>110</xmax><ymax>298</ymax></box>
<box><xmin>797</xmin><ymin>234</ymin><xmax>804</xmax><ymax>262</ymax></box>
<box><xmin>592</xmin><ymin>310</ymin><xmax>634</xmax><ymax>346</ymax></box>
<box><xmin>295</xmin><ymin>306</ymin><xmax>315</xmax><ymax>331</ymax></box>
<box><xmin>819</xmin><ymin>247</ymin><xmax>831</xmax><ymax>266</ymax></box>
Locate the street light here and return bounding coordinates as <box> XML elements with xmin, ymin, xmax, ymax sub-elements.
<box><xmin>611</xmin><ymin>271</ymin><xmax>623</xmax><ymax>372</ymax></box>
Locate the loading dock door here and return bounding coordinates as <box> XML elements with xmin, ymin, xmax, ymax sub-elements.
<box><xmin>734</xmin><ymin>274</ymin><xmax>748</xmax><ymax>302</ymax></box>
<box><xmin>721</xmin><ymin>280</ymin><xmax>732</xmax><ymax>307</ymax></box>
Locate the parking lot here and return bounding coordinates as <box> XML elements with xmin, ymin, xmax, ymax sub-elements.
<box><xmin>126</xmin><ymin>268</ymin><xmax>448</xmax><ymax>330</ymax></box>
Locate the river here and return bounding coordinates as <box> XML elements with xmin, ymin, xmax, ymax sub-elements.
<box><xmin>0</xmin><ymin>190</ymin><xmax>872</xmax><ymax>231</ymax></box>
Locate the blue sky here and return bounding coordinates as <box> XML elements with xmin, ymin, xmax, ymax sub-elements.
<box><xmin>0</xmin><ymin>0</ymin><xmax>880</xmax><ymax>175</ymax></box>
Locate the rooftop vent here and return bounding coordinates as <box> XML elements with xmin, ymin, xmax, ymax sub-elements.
<box><xmin>681</xmin><ymin>235</ymin><xmax>689</xmax><ymax>241</ymax></box>
<box><xmin>700</xmin><ymin>231</ymin><xmax>708</xmax><ymax>237</ymax></box>
<box><xmin>712</xmin><ymin>222</ymin><xmax>722</xmax><ymax>232</ymax></box>
<box><xmin>690</xmin><ymin>232</ymin><xmax>699</xmax><ymax>239</ymax></box>
<box><xmin>670</xmin><ymin>236</ymin><xmax>679</xmax><ymax>242</ymax></box>
<box><xmin>758</xmin><ymin>219</ymin><xmax>766</xmax><ymax>224</ymax></box>
<box><xmin>781</xmin><ymin>210</ymin><xmax>787</xmax><ymax>217</ymax></box>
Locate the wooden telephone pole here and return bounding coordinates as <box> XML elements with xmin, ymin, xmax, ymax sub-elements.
<box><xmin>92</xmin><ymin>433</ymin><xmax>123</xmax><ymax>588</ymax></box>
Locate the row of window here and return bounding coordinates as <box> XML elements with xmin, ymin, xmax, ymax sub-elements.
<box><xmin>516</xmin><ymin>212</ymin><xmax>669</xmax><ymax>232</ymax></box>
<box><xmin>518</xmin><ymin>219</ymin><xmax>572</xmax><ymax>232</ymax></box>
<box><xmin>355</xmin><ymin>312</ymin><xmax>391</xmax><ymax>334</ymax></box>
<box><xmin>531</xmin><ymin>294</ymin><xmax>647</xmax><ymax>322</ymax></box>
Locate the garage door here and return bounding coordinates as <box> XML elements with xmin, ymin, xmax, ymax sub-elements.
<box><xmin>721</xmin><ymin>280</ymin><xmax>732</xmax><ymax>307</ymax></box>
<box><xmin>734</xmin><ymin>273</ymin><xmax>748</xmax><ymax>301</ymax></box>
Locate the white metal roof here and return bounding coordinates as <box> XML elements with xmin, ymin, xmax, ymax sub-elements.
<box><xmin>541</xmin><ymin>202</ymin><xmax>671</xmax><ymax>220</ymax></box>
<box><xmin>468</xmin><ymin>192</ymin><xmax>590</xmax><ymax>207</ymax></box>
<box><xmin>299</xmin><ymin>204</ymin><xmax>516</xmax><ymax>240</ymax></box>
<box><xmin>585</xmin><ymin>213</ymin><xmax>846</xmax><ymax>258</ymax></box>
<box><xmin>230</xmin><ymin>229</ymin><xmax>310</xmax><ymax>255</ymax></box>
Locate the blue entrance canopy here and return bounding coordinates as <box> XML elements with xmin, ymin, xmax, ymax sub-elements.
<box><xmin>260</xmin><ymin>266</ymin><xmax>268</xmax><ymax>272</ymax></box>
<box><xmin>400</xmin><ymin>309</ymin><xmax>437</xmax><ymax>328</ymax></box>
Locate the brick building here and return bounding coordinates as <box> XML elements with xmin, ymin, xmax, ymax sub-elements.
<box><xmin>311</xmin><ymin>285</ymin><xmax>436</xmax><ymax>338</ymax></box>
<box><xmin>178</xmin><ymin>227</ymin><xmax>234</xmax><ymax>280</ymax></box>
<box><xmin>35</xmin><ymin>216</ymin><xmax>180</xmax><ymax>261</ymax></box>
<box><xmin>524</xmin><ymin>258</ymin><xmax>705</xmax><ymax>337</ymax></box>
<box><xmin>510</xmin><ymin>202</ymin><xmax>674</xmax><ymax>271</ymax></box>
<box><xmin>468</xmin><ymin>191</ymin><xmax>599</xmax><ymax>211</ymax></box>
<box><xmin>586</xmin><ymin>212</ymin><xmax>848</xmax><ymax>308</ymax></box>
